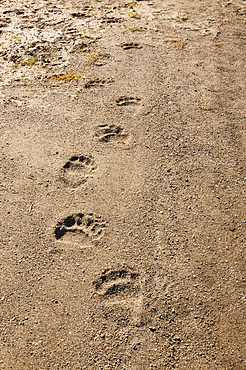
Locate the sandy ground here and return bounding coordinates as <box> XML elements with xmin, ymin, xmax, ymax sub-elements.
<box><xmin>0</xmin><ymin>0</ymin><xmax>245</xmax><ymax>369</ymax></box>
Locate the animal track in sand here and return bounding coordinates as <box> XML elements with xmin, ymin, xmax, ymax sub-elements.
<box><xmin>54</xmin><ymin>213</ymin><xmax>106</xmax><ymax>246</ymax></box>
<box><xmin>60</xmin><ymin>155</ymin><xmax>96</xmax><ymax>188</ymax></box>
<box><xmin>93</xmin><ymin>267</ymin><xmax>144</xmax><ymax>325</ymax></box>
<box><xmin>102</xmin><ymin>17</ymin><xmax>122</xmax><ymax>24</ymax></box>
<box><xmin>93</xmin><ymin>268</ymin><xmax>140</xmax><ymax>297</ymax></box>
<box><xmin>116</xmin><ymin>96</ymin><xmax>141</xmax><ymax>106</ymax></box>
<box><xmin>71</xmin><ymin>6</ymin><xmax>92</xmax><ymax>18</ymax></box>
<box><xmin>120</xmin><ymin>42</ymin><xmax>142</xmax><ymax>50</ymax></box>
<box><xmin>95</xmin><ymin>124</ymin><xmax>128</xmax><ymax>142</ymax></box>
<box><xmin>84</xmin><ymin>78</ymin><xmax>114</xmax><ymax>89</ymax></box>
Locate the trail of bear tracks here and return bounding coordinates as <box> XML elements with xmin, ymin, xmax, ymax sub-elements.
<box><xmin>0</xmin><ymin>0</ymin><xmax>245</xmax><ymax>369</ymax></box>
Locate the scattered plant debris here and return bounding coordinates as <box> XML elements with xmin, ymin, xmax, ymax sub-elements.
<box><xmin>52</xmin><ymin>72</ymin><xmax>82</xmax><ymax>83</ymax></box>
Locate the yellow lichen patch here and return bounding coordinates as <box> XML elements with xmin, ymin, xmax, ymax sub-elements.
<box><xmin>21</xmin><ymin>58</ymin><xmax>37</xmax><ymax>66</ymax></box>
<box><xmin>11</xmin><ymin>35</ymin><xmax>21</xmax><ymax>41</ymax></box>
<box><xmin>172</xmin><ymin>40</ymin><xmax>186</xmax><ymax>49</ymax></box>
<box><xmin>127</xmin><ymin>10</ymin><xmax>141</xmax><ymax>18</ymax></box>
<box><xmin>83</xmin><ymin>54</ymin><xmax>98</xmax><ymax>66</ymax></box>
<box><xmin>81</xmin><ymin>32</ymin><xmax>91</xmax><ymax>38</ymax></box>
<box><xmin>52</xmin><ymin>72</ymin><xmax>81</xmax><ymax>83</ymax></box>
<box><xmin>12</xmin><ymin>58</ymin><xmax>37</xmax><ymax>67</ymax></box>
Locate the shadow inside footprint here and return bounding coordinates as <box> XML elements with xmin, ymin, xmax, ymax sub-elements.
<box><xmin>120</xmin><ymin>42</ymin><xmax>142</xmax><ymax>50</ymax></box>
<box><xmin>102</xmin><ymin>17</ymin><xmax>122</xmax><ymax>23</ymax></box>
<box><xmin>95</xmin><ymin>124</ymin><xmax>128</xmax><ymax>142</ymax></box>
<box><xmin>93</xmin><ymin>266</ymin><xmax>144</xmax><ymax>326</ymax></box>
<box><xmin>60</xmin><ymin>155</ymin><xmax>96</xmax><ymax>187</ymax></box>
<box><xmin>71</xmin><ymin>6</ymin><xmax>92</xmax><ymax>18</ymax></box>
<box><xmin>93</xmin><ymin>267</ymin><xmax>140</xmax><ymax>297</ymax></box>
<box><xmin>84</xmin><ymin>78</ymin><xmax>114</xmax><ymax>89</ymax></box>
<box><xmin>54</xmin><ymin>213</ymin><xmax>106</xmax><ymax>243</ymax></box>
<box><xmin>116</xmin><ymin>96</ymin><xmax>141</xmax><ymax>106</ymax></box>
<box><xmin>63</xmin><ymin>155</ymin><xmax>93</xmax><ymax>169</ymax></box>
